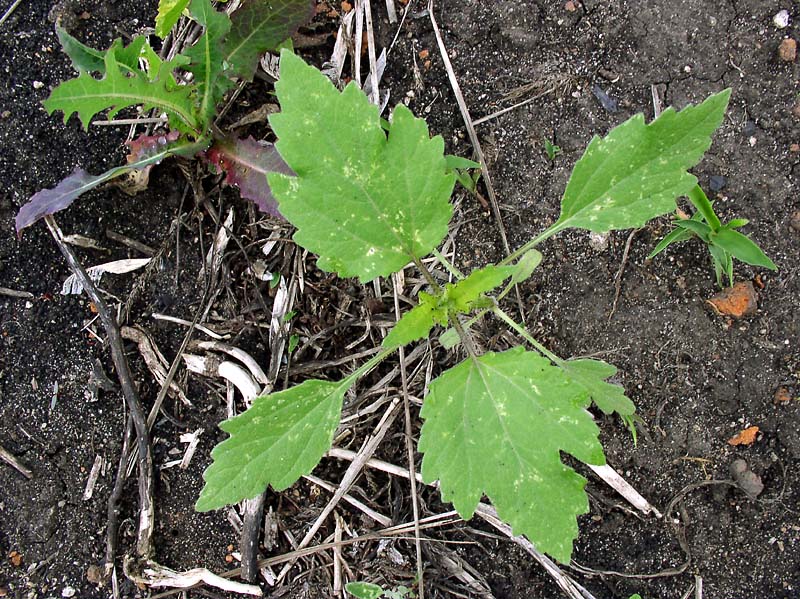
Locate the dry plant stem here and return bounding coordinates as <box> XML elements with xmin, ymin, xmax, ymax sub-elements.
<box><xmin>106</xmin><ymin>415</ymin><xmax>134</xmax><ymax>573</ymax></box>
<box><xmin>363</xmin><ymin>0</ymin><xmax>380</xmax><ymax>105</ymax></box>
<box><xmin>44</xmin><ymin>215</ymin><xmax>155</xmax><ymax>560</ymax></box>
<box><xmin>0</xmin><ymin>0</ymin><xmax>22</xmax><ymax>27</ymax></box>
<box><xmin>147</xmin><ymin>512</ymin><xmax>462</xmax><ymax>599</ymax></box>
<box><xmin>240</xmin><ymin>494</ymin><xmax>266</xmax><ymax>582</ymax></box>
<box><xmin>393</xmin><ymin>273</ymin><xmax>426</xmax><ymax>599</ymax></box>
<box><xmin>0</xmin><ymin>444</ymin><xmax>32</xmax><ymax>478</ymax></box>
<box><xmin>473</xmin><ymin>504</ymin><xmax>596</xmax><ymax>599</ymax></box>
<box><xmin>275</xmin><ymin>396</ymin><xmax>404</xmax><ymax>584</ymax></box>
<box><xmin>327</xmin><ymin>448</ymin><xmax>595</xmax><ymax>598</ymax></box>
<box><xmin>303</xmin><ymin>474</ymin><xmax>392</xmax><ymax>527</ymax></box>
<box><xmin>607</xmin><ymin>228</ymin><xmax>639</xmax><ymax>322</ymax></box>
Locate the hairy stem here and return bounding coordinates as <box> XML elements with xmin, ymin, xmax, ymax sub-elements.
<box><xmin>431</xmin><ymin>247</ymin><xmax>464</xmax><ymax>279</ymax></box>
<box><xmin>491</xmin><ymin>306</ymin><xmax>563</xmax><ymax>365</ymax></box>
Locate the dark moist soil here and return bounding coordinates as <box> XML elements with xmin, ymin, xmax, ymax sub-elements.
<box><xmin>1</xmin><ymin>1</ymin><xmax>799</xmax><ymax>598</ymax></box>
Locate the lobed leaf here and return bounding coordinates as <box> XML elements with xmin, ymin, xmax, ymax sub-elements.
<box><xmin>269</xmin><ymin>50</ymin><xmax>454</xmax><ymax>282</ymax></box>
<box><xmin>44</xmin><ymin>48</ymin><xmax>199</xmax><ymax>132</ymax></box>
<box><xmin>383</xmin><ymin>265</ymin><xmax>514</xmax><ymax>348</ymax></box>
<box><xmin>560</xmin><ymin>359</ymin><xmax>635</xmax><ymax>418</ymax></box>
<box><xmin>56</xmin><ymin>26</ymin><xmax>105</xmax><ymax>72</ymax></box>
<box><xmin>196</xmin><ymin>379</ymin><xmax>351</xmax><ymax>511</ymax></box>
<box><xmin>556</xmin><ymin>89</ymin><xmax>731</xmax><ymax>233</ymax></box>
<box><xmin>223</xmin><ymin>0</ymin><xmax>315</xmax><ymax>80</ymax></box>
<box><xmin>184</xmin><ymin>0</ymin><xmax>233</xmax><ymax>124</ymax></box>
<box><xmin>418</xmin><ymin>348</ymin><xmax>605</xmax><ymax>562</ymax></box>
<box><xmin>205</xmin><ymin>135</ymin><xmax>294</xmax><ymax>216</ymax></box>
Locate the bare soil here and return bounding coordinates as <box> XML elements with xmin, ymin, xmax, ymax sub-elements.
<box><xmin>1</xmin><ymin>1</ymin><xmax>799</xmax><ymax>598</ymax></box>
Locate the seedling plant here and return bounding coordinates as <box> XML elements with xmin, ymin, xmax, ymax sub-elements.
<box><xmin>649</xmin><ymin>183</ymin><xmax>776</xmax><ymax>287</ymax></box>
<box><xmin>17</xmin><ymin>2</ymin><xmax>778</xmax><ymax>567</ymax></box>
<box><xmin>186</xmin><ymin>53</ymin><xmax>758</xmax><ymax>562</ymax></box>
<box><xmin>15</xmin><ymin>0</ymin><xmax>315</xmax><ymax>233</ymax></box>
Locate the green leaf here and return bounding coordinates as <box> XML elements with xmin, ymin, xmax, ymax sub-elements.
<box><xmin>439</xmin><ymin>328</ymin><xmax>460</xmax><ymax>349</ymax></box>
<box><xmin>345</xmin><ymin>582</ymin><xmax>384</xmax><ymax>599</ymax></box>
<box><xmin>556</xmin><ymin>89</ymin><xmax>731</xmax><ymax>233</ymax></box>
<box><xmin>444</xmin><ymin>265</ymin><xmax>515</xmax><ymax>313</ymax></box>
<box><xmin>687</xmin><ymin>185</ymin><xmax>722</xmax><ymax>231</ymax></box>
<box><xmin>383</xmin><ymin>292</ymin><xmax>443</xmax><ymax>349</ymax></box>
<box><xmin>196</xmin><ymin>378</ymin><xmax>350</xmax><ymax>511</ymax></box>
<box><xmin>726</xmin><ymin>218</ymin><xmax>749</xmax><ymax>229</ymax></box>
<box><xmin>223</xmin><ymin>0</ymin><xmax>315</xmax><ymax>80</ymax></box>
<box><xmin>674</xmin><ymin>219</ymin><xmax>712</xmax><ymax>241</ymax></box>
<box><xmin>707</xmin><ymin>243</ymin><xmax>732</xmax><ymax>288</ymax></box>
<box><xmin>445</xmin><ymin>154</ymin><xmax>480</xmax><ymax>170</ymax></box>
<box><xmin>543</xmin><ymin>137</ymin><xmax>561</xmax><ymax>161</ymax></box>
<box><xmin>269</xmin><ymin>51</ymin><xmax>454</xmax><ymax>282</ymax></box>
<box><xmin>184</xmin><ymin>0</ymin><xmax>233</xmax><ymax>124</ymax></box>
<box><xmin>711</xmin><ymin>228</ymin><xmax>777</xmax><ymax>270</ymax></box>
<box><xmin>383</xmin><ymin>265</ymin><xmax>514</xmax><ymax>348</ymax></box>
<box><xmin>510</xmin><ymin>249</ymin><xmax>543</xmax><ymax>285</ymax></box>
<box><xmin>647</xmin><ymin>226</ymin><xmax>693</xmax><ymax>259</ymax></box>
<box><xmin>44</xmin><ymin>48</ymin><xmax>199</xmax><ymax>132</ymax></box>
<box><xmin>56</xmin><ymin>26</ymin><xmax>105</xmax><ymax>72</ymax></box>
<box><xmin>156</xmin><ymin>0</ymin><xmax>191</xmax><ymax>38</ymax></box>
<box><xmin>560</xmin><ymin>359</ymin><xmax>635</xmax><ymax>418</ymax></box>
<box><xmin>419</xmin><ymin>348</ymin><xmax>605</xmax><ymax>562</ymax></box>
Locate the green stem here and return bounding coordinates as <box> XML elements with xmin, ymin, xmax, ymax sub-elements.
<box><xmin>343</xmin><ymin>346</ymin><xmax>397</xmax><ymax>387</ymax></box>
<box><xmin>432</xmin><ymin>248</ymin><xmax>464</xmax><ymax>279</ymax></box>
<box><xmin>413</xmin><ymin>256</ymin><xmax>441</xmax><ymax>293</ymax></box>
<box><xmin>491</xmin><ymin>306</ymin><xmax>563</xmax><ymax>365</ymax></box>
<box><xmin>688</xmin><ymin>184</ymin><xmax>721</xmax><ymax>231</ymax></box>
<box><xmin>500</xmin><ymin>221</ymin><xmax>565</xmax><ymax>266</ymax></box>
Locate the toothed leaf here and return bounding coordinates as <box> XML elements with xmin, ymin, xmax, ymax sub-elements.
<box><xmin>418</xmin><ymin>348</ymin><xmax>605</xmax><ymax>562</ymax></box>
<box><xmin>184</xmin><ymin>0</ymin><xmax>233</xmax><ymax>123</ymax></box>
<box><xmin>383</xmin><ymin>265</ymin><xmax>514</xmax><ymax>348</ymax></box>
<box><xmin>44</xmin><ymin>48</ymin><xmax>199</xmax><ymax>132</ymax></box>
<box><xmin>205</xmin><ymin>135</ymin><xmax>293</xmax><ymax>216</ymax></box>
<box><xmin>223</xmin><ymin>0</ymin><xmax>315</xmax><ymax>80</ymax></box>
<box><xmin>383</xmin><ymin>292</ymin><xmax>444</xmax><ymax>348</ymax></box>
<box><xmin>269</xmin><ymin>51</ymin><xmax>454</xmax><ymax>282</ymax></box>
<box><xmin>557</xmin><ymin>89</ymin><xmax>731</xmax><ymax>233</ymax></box>
<box><xmin>560</xmin><ymin>359</ymin><xmax>635</xmax><ymax>418</ymax></box>
<box><xmin>196</xmin><ymin>379</ymin><xmax>350</xmax><ymax>511</ymax></box>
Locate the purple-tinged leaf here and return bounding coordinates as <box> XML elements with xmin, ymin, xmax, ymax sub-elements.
<box><xmin>16</xmin><ymin>134</ymin><xmax>207</xmax><ymax>234</ymax></box>
<box><xmin>205</xmin><ymin>136</ymin><xmax>293</xmax><ymax>216</ymax></box>
<box><xmin>16</xmin><ymin>168</ymin><xmax>122</xmax><ymax>234</ymax></box>
<box><xmin>114</xmin><ymin>130</ymin><xmax>182</xmax><ymax>195</ymax></box>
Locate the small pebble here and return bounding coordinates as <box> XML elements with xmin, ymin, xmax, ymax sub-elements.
<box><xmin>791</xmin><ymin>143</ymin><xmax>800</xmax><ymax>152</ymax></box>
<box><xmin>61</xmin><ymin>587</ymin><xmax>76</xmax><ymax>598</ymax></box>
<box><xmin>709</xmin><ymin>175</ymin><xmax>727</xmax><ymax>191</ymax></box>
<box><xmin>778</xmin><ymin>38</ymin><xmax>797</xmax><ymax>61</ymax></box>
<box><xmin>32</xmin><ymin>81</ymin><xmax>44</xmax><ymax>90</ymax></box>
<box><xmin>774</xmin><ymin>9</ymin><xmax>790</xmax><ymax>29</ymax></box>
<box><xmin>564</xmin><ymin>0</ymin><xmax>577</xmax><ymax>11</ymax></box>
<box><xmin>789</xmin><ymin>210</ymin><xmax>800</xmax><ymax>232</ymax></box>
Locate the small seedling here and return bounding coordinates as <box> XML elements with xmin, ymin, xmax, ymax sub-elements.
<box><xmin>15</xmin><ymin>0</ymin><xmax>316</xmax><ymax>234</ymax></box>
<box><xmin>544</xmin><ymin>136</ymin><xmax>561</xmax><ymax>160</ymax></box>
<box><xmin>192</xmin><ymin>52</ymin><xmax>761</xmax><ymax>563</ymax></box>
<box><xmin>649</xmin><ymin>184</ymin><xmax>776</xmax><ymax>287</ymax></box>
<box><xmin>346</xmin><ymin>582</ymin><xmax>416</xmax><ymax>599</ymax></box>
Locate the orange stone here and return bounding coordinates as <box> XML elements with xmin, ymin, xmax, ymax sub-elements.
<box><xmin>707</xmin><ymin>281</ymin><xmax>758</xmax><ymax>318</ymax></box>
<box><xmin>728</xmin><ymin>425</ymin><xmax>759</xmax><ymax>446</ymax></box>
